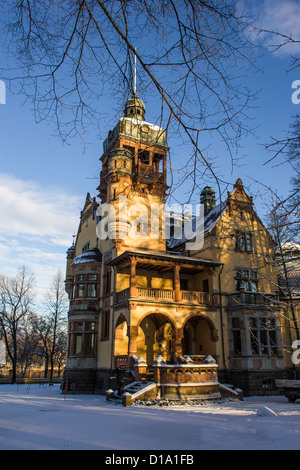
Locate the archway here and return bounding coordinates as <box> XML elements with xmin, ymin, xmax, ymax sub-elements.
<box><xmin>137</xmin><ymin>313</ymin><xmax>175</xmax><ymax>365</ymax></box>
<box><xmin>182</xmin><ymin>315</ymin><xmax>217</xmax><ymax>359</ymax></box>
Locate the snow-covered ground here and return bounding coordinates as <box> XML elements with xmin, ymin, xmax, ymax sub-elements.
<box><xmin>0</xmin><ymin>383</ymin><xmax>300</xmax><ymax>450</ymax></box>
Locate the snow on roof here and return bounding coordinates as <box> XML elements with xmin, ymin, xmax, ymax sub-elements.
<box><xmin>120</xmin><ymin>116</ymin><xmax>164</xmax><ymax>132</ymax></box>
<box><xmin>71</xmin><ymin>248</ymin><xmax>102</xmax><ymax>266</ymax></box>
<box><xmin>167</xmin><ymin>201</ymin><xmax>227</xmax><ymax>249</ymax></box>
<box><xmin>281</xmin><ymin>242</ymin><xmax>300</xmax><ymax>253</ymax></box>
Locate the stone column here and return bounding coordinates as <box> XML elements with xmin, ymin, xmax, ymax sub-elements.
<box><xmin>130</xmin><ymin>256</ymin><xmax>137</xmax><ymax>298</ymax></box>
<box><xmin>173</xmin><ymin>327</ymin><xmax>184</xmax><ymax>356</ymax></box>
<box><xmin>174</xmin><ymin>264</ymin><xmax>182</xmax><ymax>302</ymax></box>
<box><xmin>128</xmin><ymin>325</ymin><xmax>138</xmax><ymax>357</ymax></box>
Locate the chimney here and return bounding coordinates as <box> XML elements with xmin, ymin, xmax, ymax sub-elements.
<box><xmin>200</xmin><ymin>186</ymin><xmax>216</xmax><ymax>216</ymax></box>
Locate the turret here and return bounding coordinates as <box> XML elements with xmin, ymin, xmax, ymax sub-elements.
<box><xmin>124</xmin><ymin>92</ymin><xmax>146</xmax><ymax>121</ymax></box>
<box><xmin>200</xmin><ymin>186</ymin><xmax>216</xmax><ymax>216</ymax></box>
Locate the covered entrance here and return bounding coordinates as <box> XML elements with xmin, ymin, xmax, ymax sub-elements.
<box><xmin>137</xmin><ymin>313</ymin><xmax>175</xmax><ymax>366</ymax></box>
<box><xmin>182</xmin><ymin>315</ymin><xmax>218</xmax><ymax>360</ymax></box>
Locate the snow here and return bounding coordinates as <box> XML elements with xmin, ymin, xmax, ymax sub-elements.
<box><xmin>0</xmin><ymin>384</ymin><xmax>300</xmax><ymax>450</ymax></box>
<box><xmin>121</xmin><ymin>117</ymin><xmax>163</xmax><ymax>132</ymax></box>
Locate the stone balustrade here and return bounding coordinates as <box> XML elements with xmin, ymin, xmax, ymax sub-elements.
<box><xmin>115</xmin><ymin>287</ymin><xmax>216</xmax><ymax>305</ymax></box>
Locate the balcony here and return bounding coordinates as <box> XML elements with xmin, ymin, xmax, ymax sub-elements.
<box><xmin>114</xmin><ymin>287</ymin><xmax>217</xmax><ymax>306</ymax></box>
<box><xmin>135</xmin><ymin>163</ymin><xmax>165</xmax><ymax>183</ymax></box>
<box><xmin>227</xmin><ymin>290</ymin><xmax>279</xmax><ymax>307</ymax></box>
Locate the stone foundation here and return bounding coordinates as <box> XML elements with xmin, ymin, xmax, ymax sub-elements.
<box><xmin>63</xmin><ymin>362</ymin><xmax>299</xmax><ymax>398</ymax></box>
<box><xmin>62</xmin><ymin>368</ymin><xmax>97</xmax><ymax>394</ymax></box>
<box><xmin>62</xmin><ymin>368</ymin><xmax>113</xmax><ymax>395</ymax></box>
<box><xmin>218</xmin><ymin>368</ymin><xmax>300</xmax><ymax>396</ymax></box>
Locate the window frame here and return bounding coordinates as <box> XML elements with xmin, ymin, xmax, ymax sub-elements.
<box><xmin>68</xmin><ymin>320</ymin><xmax>98</xmax><ymax>357</ymax></box>
<box><xmin>235</xmin><ymin>231</ymin><xmax>253</xmax><ymax>253</ymax></box>
<box><xmin>231</xmin><ymin>317</ymin><xmax>242</xmax><ymax>355</ymax></box>
<box><xmin>235</xmin><ymin>268</ymin><xmax>258</xmax><ymax>292</ymax></box>
<box><xmin>249</xmin><ymin>316</ymin><xmax>278</xmax><ymax>356</ymax></box>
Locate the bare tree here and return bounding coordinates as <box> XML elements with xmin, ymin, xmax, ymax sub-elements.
<box><xmin>30</xmin><ymin>313</ymin><xmax>53</xmax><ymax>378</ymax></box>
<box><xmin>264</xmin><ymin>114</ymin><xmax>300</xmax><ymax>226</ymax></box>
<box><xmin>17</xmin><ymin>316</ymin><xmax>40</xmax><ymax>378</ymax></box>
<box><xmin>268</xmin><ymin>199</ymin><xmax>299</xmax><ymax>341</ymax></box>
<box><xmin>43</xmin><ymin>271</ymin><xmax>68</xmax><ymax>382</ymax></box>
<box><xmin>1</xmin><ymin>0</ymin><xmax>262</xmax><ymax>199</ymax></box>
<box><xmin>0</xmin><ymin>267</ymin><xmax>35</xmax><ymax>383</ymax></box>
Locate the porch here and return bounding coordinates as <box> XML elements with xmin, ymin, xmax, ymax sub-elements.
<box><xmin>107</xmin><ymin>250</ymin><xmax>222</xmax><ymax>306</ymax></box>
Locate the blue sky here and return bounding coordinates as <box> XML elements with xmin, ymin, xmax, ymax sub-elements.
<box><xmin>0</xmin><ymin>0</ymin><xmax>300</xmax><ymax>301</ymax></box>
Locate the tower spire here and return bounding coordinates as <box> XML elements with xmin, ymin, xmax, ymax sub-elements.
<box><xmin>134</xmin><ymin>47</ymin><xmax>137</xmax><ymax>94</ymax></box>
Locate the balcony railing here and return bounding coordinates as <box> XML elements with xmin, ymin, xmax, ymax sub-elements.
<box><xmin>227</xmin><ymin>291</ymin><xmax>279</xmax><ymax>307</ymax></box>
<box><xmin>114</xmin><ymin>287</ymin><xmax>216</xmax><ymax>305</ymax></box>
<box><xmin>136</xmin><ymin>163</ymin><xmax>164</xmax><ymax>182</ymax></box>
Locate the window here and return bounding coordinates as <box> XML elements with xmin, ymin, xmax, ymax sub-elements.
<box><xmin>235</xmin><ymin>231</ymin><xmax>252</xmax><ymax>252</ymax></box>
<box><xmin>101</xmin><ymin>311</ymin><xmax>110</xmax><ymax>340</ymax></box>
<box><xmin>82</xmin><ymin>242</ymin><xmax>90</xmax><ymax>253</ymax></box>
<box><xmin>235</xmin><ymin>268</ymin><xmax>258</xmax><ymax>292</ymax></box>
<box><xmin>138</xmin><ymin>149</ymin><xmax>150</xmax><ymax>165</ymax></box>
<box><xmin>123</xmin><ymin>145</ymin><xmax>135</xmax><ymax>157</ymax></box>
<box><xmin>72</xmin><ymin>321</ymin><xmax>83</xmax><ymax>331</ymax></box>
<box><xmin>78</xmin><ymin>284</ymin><xmax>85</xmax><ymax>297</ymax></box>
<box><xmin>69</xmin><ymin>321</ymin><xmax>97</xmax><ymax>357</ymax></box>
<box><xmin>73</xmin><ymin>274</ymin><xmax>98</xmax><ymax>299</ymax></box>
<box><xmin>85</xmin><ymin>333</ymin><xmax>96</xmax><ymax>355</ymax></box>
<box><xmin>232</xmin><ymin>318</ymin><xmax>241</xmax><ymax>355</ymax></box>
<box><xmin>136</xmin><ymin>221</ymin><xmax>148</xmax><ymax>236</ymax></box>
<box><xmin>69</xmin><ymin>322</ymin><xmax>83</xmax><ymax>356</ymax></box>
<box><xmin>104</xmin><ymin>270</ymin><xmax>111</xmax><ymax>295</ymax></box>
<box><xmin>86</xmin><ymin>321</ymin><xmax>96</xmax><ymax>330</ymax></box>
<box><xmin>87</xmin><ymin>283</ymin><xmax>97</xmax><ymax>297</ymax></box>
<box><xmin>249</xmin><ymin>317</ymin><xmax>278</xmax><ymax>356</ymax></box>
<box><xmin>74</xmin><ymin>334</ymin><xmax>82</xmax><ymax>355</ymax></box>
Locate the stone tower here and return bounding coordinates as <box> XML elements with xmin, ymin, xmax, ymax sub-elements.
<box><xmin>97</xmin><ymin>92</ymin><xmax>169</xmax><ymax>253</ymax></box>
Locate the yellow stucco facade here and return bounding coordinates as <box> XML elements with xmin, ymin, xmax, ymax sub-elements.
<box><xmin>64</xmin><ymin>93</ymin><xmax>297</xmax><ymax>396</ymax></box>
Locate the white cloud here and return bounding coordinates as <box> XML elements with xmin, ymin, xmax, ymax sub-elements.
<box><xmin>0</xmin><ymin>173</ymin><xmax>83</xmax><ymax>302</ymax></box>
<box><xmin>0</xmin><ymin>173</ymin><xmax>80</xmax><ymax>245</ymax></box>
<box><xmin>249</xmin><ymin>0</ymin><xmax>300</xmax><ymax>57</ymax></box>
